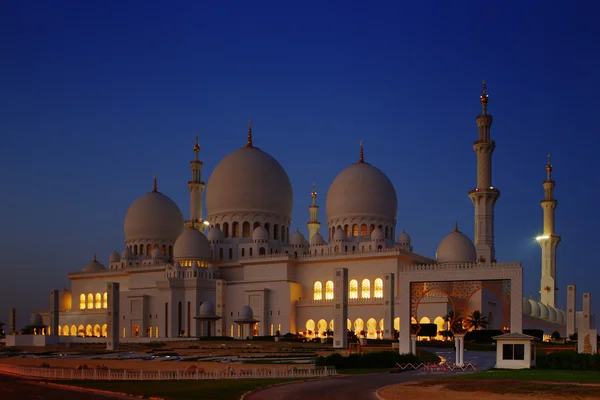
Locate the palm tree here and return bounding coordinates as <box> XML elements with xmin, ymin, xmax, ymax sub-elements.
<box><xmin>465</xmin><ymin>310</ymin><xmax>488</xmax><ymax>331</ymax></box>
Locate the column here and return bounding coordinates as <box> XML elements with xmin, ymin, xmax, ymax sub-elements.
<box><xmin>106</xmin><ymin>282</ymin><xmax>120</xmax><ymax>351</ymax></box>
<box><xmin>383</xmin><ymin>273</ymin><xmax>395</xmax><ymax>340</ymax></box>
<box><xmin>410</xmin><ymin>335</ymin><xmax>417</xmax><ymax>355</ymax></box>
<box><xmin>8</xmin><ymin>308</ymin><xmax>16</xmax><ymax>335</ymax></box>
<box><xmin>581</xmin><ymin>292</ymin><xmax>591</xmax><ymax>332</ymax></box>
<box><xmin>566</xmin><ymin>284</ymin><xmax>576</xmax><ymax>337</ymax></box>
<box><xmin>215</xmin><ymin>280</ymin><xmax>226</xmax><ymax>336</ymax></box>
<box><xmin>333</xmin><ymin>268</ymin><xmax>348</xmax><ymax>349</ymax></box>
<box><xmin>454</xmin><ymin>336</ymin><xmax>460</xmax><ymax>365</ymax></box>
<box><xmin>49</xmin><ymin>290</ymin><xmax>59</xmax><ymax>336</ymax></box>
<box><xmin>398</xmin><ymin>279</ymin><xmax>411</xmax><ymax>354</ymax></box>
<box><xmin>510</xmin><ymin>273</ymin><xmax>523</xmax><ymax>333</ymax></box>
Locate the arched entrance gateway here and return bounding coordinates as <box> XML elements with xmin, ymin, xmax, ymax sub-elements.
<box><xmin>398</xmin><ymin>261</ymin><xmax>523</xmax><ymax>354</ymax></box>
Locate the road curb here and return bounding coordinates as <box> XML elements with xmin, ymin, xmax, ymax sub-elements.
<box><xmin>239</xmin><ymin>375</ymin><xmax>341</xmax><ymax>400</ymax></box>
<box><xmin>374</xmin><ymin>383</ymin><xmax>395</xmax><ymax>400</ymax></box>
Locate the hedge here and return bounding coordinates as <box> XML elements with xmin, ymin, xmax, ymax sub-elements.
<box><xmin>536</xmin><ymin>351</ymin><xmax>600</xmax><ymax>371</ymax></box>
<box><xmin>315</xmin><ymin>350</ymin><xmax>439</xmax><ymax>370</ymax></box>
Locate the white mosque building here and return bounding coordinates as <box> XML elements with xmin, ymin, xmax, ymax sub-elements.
<box><xmin>35</xmin><ymin>83</ymin><xmax>582</xmax><ymax>341</ymax></box>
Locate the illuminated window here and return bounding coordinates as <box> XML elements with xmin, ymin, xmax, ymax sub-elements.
<box><xmin>313</xmin><ymin>281</ymin><xmax>323</xmax><ymax>300</ymax></box>
<box><xmin>352</xmin><ymin>224</ymin><xmax>359</xmax><ymax>236</ymax></box>
<box><xmin>94</xmin><ymin>324</ymin><xmax>101</xmax><ymax>337</ymax></box>
<box><xmin>79</xmin><ymin>294</ymin><xmax>86</xmax><ymax>310</ymax></box>
<box><xmin>232</xmin><ymin>222</ymin><xmax>240</xmax><ymax>237</ymax></box>
<box><xmin>70</xmin><ymin>325</ymin><xmax>77</xmax><ymax>336</ymax></box>
<box><xmin>361</xmin><ymin>279</ymin><xmax>371</xmax><ymax>299</ymax></box>
<box><xmin>155</xmin><ymin>326</ymin><xmax>158</xmax><ymax>338</ymax></box>
<box><xmin>95</xmin><ymin>293</ymin><xmax>102</xmax><ymax>309</ymax></box>
<box><xmin>230</xmin><ymin>324</ymin><xmax>234</xmax><ymax>337</ymax></box>
<box><xmin>325</xmin><ymin>280</ymin><xmax>334</xmax><ymax>300</ymax></box>
<box><xmin>349</xmin><ymin>279</ymin><xmax>358</xmax><ymax>299</ymax></box>
<box><xmin>344</xmin><ymin>224</ymin><xmax>350</xmax><ymax>236</ymax></box>
<box><xmin>361</xmin><ymin>224</ymin><xmax>367</xmax><ymax>236</ymax></box>
<box><xmin>374</xmin><ymin>278</ymin><xmax>383</xmax><ymax>299</ymax></box>
<box><xmin>87</xmin><ymin>293</ymin><xmax>93</xmax><ymax>309</ymax></box>
<box><xmin>103</xmin><ymin>292</ymin><xmax>108</xmax><ymax>309</ymax></box>
<box><xmin>242</xmin><ymin>221</ymin><xmax>250</xmax><ymax>237</ymax></box>
<box><xmin>62</xmin><ymin>325</ymin><xmax>69</xmax><ymax>336</ymax></box>
<box><xmin>102</xmin><ymin>324</ymin><xmax>108</xmax><ymax>337</ymax></box>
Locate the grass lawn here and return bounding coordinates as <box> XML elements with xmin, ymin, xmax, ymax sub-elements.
<box><xmin>61</xmin><ymin>378</ymin><xmax>306</xmax><ymax>400</ymax></box>
<box><xmin>453</xmin><ymin>369</ymin><xmax>600</xmax><ymax>384</ymax></box>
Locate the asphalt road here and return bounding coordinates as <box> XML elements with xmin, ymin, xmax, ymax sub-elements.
<box><xmin>247</xmin><ymin>349</ymin><xmax>497</xmax><ymax>400</ymax></box>
<box><xmin>0</xmin><ymin>374</ymin><xmax>126</xmax><ymax>400</ymax></box>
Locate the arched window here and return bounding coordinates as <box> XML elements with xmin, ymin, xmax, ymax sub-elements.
<box><xmin>325</xmin><ymin>280</ymin><xmax>334</xmax><ymax>300</ymax></box>
<box><xmin>313</xmin><ymin>281</ymin><xmax>323</xmax><ymax>300</ymax></box>
<box><xmin>169</xmin><ymin>245</ymin><xmax>173</xmax><ymax>257</ymax></box>
<box><xmin>103</xmin><ymin>292</ymin><xmax>108</xmax><ymax>309</ymax></box>
<box><xmin>259</xmin><ymin>247</ymin><xmax>266</xmax><ymax>255</ymax></box>
<box><xmin>361</xmin><ymin>224</ymin><xmax>367</xmax><ymax>237</ymax></box>
<box><xmin>79</xmin><ymin>294</ymin><xmax>86</xmax><ymax>310</ymax></box>
<box><xmin>264</xmin><ymin>222</ymin><xmax>270</xmax><ymax>237</ymax></box>
<box><xmin>133</xmin><ymin>245</ymin><xmax>138</xmax><ymax>255</ymax></box>
<box><xmin>344</xmin><ymin>224</ymin><xmax>350</xmax><ymax>236</ymax></box>
<box><xmin>374</xmin><ymin>278</ymin><xmax>383</xmax><ymax>299</ymax></box>
<box><xmin>274</xmin><ymin>224</ymin><xmax>279</xmax><ymax>240</ymax></box>
<box><xmin>349</xmin><ymin>279</ymin><xmax>358</xmax><ymax>299</ymax></box>
<box><xmin>223</xmin><ymin>222</ymin><xmax>229</xmax><ymax>237</ymax></box>
<box><xmin>249</xmin><ymin>248</ymin><xmax>253</xmax><ymax>257</ymax></box>
<box><xmin>70</xmin><ymin>325</ymin><xmax>77</xmax><ymax>336</ymax></box>
<box><xmin>85</xmin><ymin>324</ymin><xmax>93</xmax><ymax>336</ymax></box>
<box><xmin>161</xmin><ymin>245</ymin><xmax>166</xmax><ymax>255</ymax></box>
<box><xmin>232</xmin><ymin>222</ymin><xmax>239</xmax><ymax>237</ymax></box>
<box><xmin>242</xmin><ymin>221</ymin><xmax>250</xmax><ymax>237</ymax></box>
<box><xmin>352</xmin><ymin>224</ymin><xmax>359</xmax><ymax>236</ymax></box>
<box><xmin>102</xmin><ymin>324</ymin><xmax>108</xmax><ymax>337</ymax></box>
<box><xmin>95</xmin><ymin>293</ymin><xmax>102</xmax><ymax>309</ymax></box>
<box><xmin>147</xmin><ymin>244</ymin><xmax>152</xmax><ymax>254</ymax></box>
<box><xmin>63</xmin><ymin>325</ymin><xmax>69</xmax><ymax>336</ymax></box>
<box><xmin>228</xmin><ymin>248</ymin><xmax>233</xmax><ymax>259</ymax></box>
<box><xmin>219</xmin><ymin>248</ymin><xmax>224</xmax><ymax>260</ymax></box>
<box><xmin>253</xmin><ymin>222</ymin><xmax>260</xmax><ymax>230</ymax></box>
<box><xmin>369</xmin><ymin>224</ymin><xmax>375</xmax><ymax>235</ymax></box>
<box><xmin>334</xmin><ymin>245</ymin><xmax>339</xmax><ymax>254</ymax></box>
<box><xmin>87</xmin><ymin>293</ymin><xmax>94</xmax><ymax>309</ymax></box>
<box><xmin>385</xmin><ymin>226</ymin><xmax>389</xmax><ymax>239</ymax></box>
<box><xmin>361</xmin><ymin>279</ymin><xmax>371</xmax><ymax>299</ymax></box>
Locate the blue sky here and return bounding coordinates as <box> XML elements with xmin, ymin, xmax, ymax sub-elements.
<box><xmin>1</xmin><ymin>1</ymin><xmax>598</xmax><ymax>329</ymax></box>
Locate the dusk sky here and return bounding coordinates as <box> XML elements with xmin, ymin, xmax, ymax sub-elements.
<box><xmin>1</xmin><ymin>1</ymin><xmax>599</xmax><ymax>329</ymax></box>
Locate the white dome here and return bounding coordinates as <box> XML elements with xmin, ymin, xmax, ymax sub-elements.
<box><xmin>326</xmin><ymin>162</ymin><xmax>397</xmax><ymax>221</ymax></box>
<box><xmin>151</xmin><ymin>247</ymin><xmax>162</xmax><ymax>258</ymax></box>
<box><xmin>548</xmin><ymin>306</ymin><xmax>558</xmax><ymax>322</ymax></box>
<box><xmin>30</xmin><ymin>313</ymin><xmax>43</xmax><ymax>326</ymax></box>
<box><xmin>82</xmin><ymin>256</ymin><xmax>106</xmax><ymax>273</ymax></box>
<box><xmin>109</xmin><ymin>250</ymin><xmax>121</xmax><ymax>263</ymax></box>
<box><xmin>173</xmin><ymin>228</ymin><xmax>211</xmax><ymax>261</ymax></box>
<box><xmin>529</xmin><ymin>299</ymin><xmax>541</xmax><ymax>318</ymax></box>
<box><xmin>398</xmin><ymin>231</ymin><xmax>411</xmax><ymax>245</ymax></box>
<box><xmin>199</xmin><ymin>301</ymin><xmax>215</xmax><ymax>316</ymax></box>
<box><xmin>239</xmin><ymin>305</ymin><xmax>254</xmax><ymax>320</ymax></box>
<box><xmin>206</xmin><ymin>146</ymin><xmax>293</xmax><ymax>218</ymax></box>
<box><xmin>557</xmin><ymin>309</ymin><xmax>565</xmax><ymax>323</ymax></box>
<box><xmin>310</xmin><ymin>232</ymin><xmax>326</xmax><ymax>245</ymax></box>
<box><xmin>333</xmin><ymin>229</ymin><xmax>347</xmax><ymax>241</ymax></box>
<box><xmin>124</xmin><ymin>191</ymin><xmax>184</xmax><ymax>243</ymax></box>
<box><xmin>122</xmin><ymin>247</ymin><xmax>133</xmax><ymax>259</ymax></box>
<box><xmin>371</xmin><ymin>228</ymin><xmax>384</xmax><ymax>240</ymax></box>
<box><xmin>522</xmin><ymin>297</ymin><xmax>532</xmax><ymax>316</ymax></box>
<box><xmin>436</xmin><ymin>226</ymin><xmax>476</xmax><ymax>264</ymax></box>
<box><xmin>539</xmin><ymin>303</ymin><xmax>549</xmax><ymax>320</ymax></box>
<box><xmin>252</xmin><ymin>226</ymin><xmax>269</xmax><ymax>241</ymax></box>
<box><xmin>290</xmin><ymin>230</ymin><xmax>306</xmax><ymax>246</ymax></box>
<box><xmin>207</xmin><ymin>226</ymin><xmax>225</xmax><ymax>242</ymax></box>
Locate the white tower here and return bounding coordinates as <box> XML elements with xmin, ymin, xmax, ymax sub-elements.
<box><xmin>537</xmin><ymin>154</ymin><xmax>561</xmax><ymax>307</ymax></box>
<box><xmin>186</xmin><ymin>134</ymin><xmax>206</xmax><ymax>229</ymax></box>
<box><xmin>307</xmin><ymin>184</ymin><xmax>321</xmax><ymax>241</ymax></box>
<box><xmin>468</xmin><ymin>81</ymin><xmax>500</xmax><ymax>263</ymax></box>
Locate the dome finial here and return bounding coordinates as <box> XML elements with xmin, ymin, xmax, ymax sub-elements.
<box><xmin>194</xmin><ymin>133</ymin><xmax>200</xmax><ymax>153</ymax></box>
<box><xmin>480</xmin><ymin>80</ymin><xmax>489</xmax><ymax>115</ymax></box>
<box><xmin>153</xmin><ymin>173</ymin><xmax>158</xmax><ymax>192</ymax></box>
<box><xmin>546</xmin><ymin>153</ymin><xmax>552</xmax><ymax>180</ymax></box>
<box><xmin>359</xmin><ymin>140</ymin><xmax>364</xmax><ymax>163</ymax></box>
<box><xmin>93</xmin><ymin>253</ymin><xmax>97</xmax><ymax>261</ymax></box>
<box><xmin>454</xmin><ymin>221</ymin><xmax>459</xmax><ymax>232</ymax></box>
<box><xmin>246</xmin><ymin>120</ymin><xmax>253</xmax><ymax>147</ymax></box>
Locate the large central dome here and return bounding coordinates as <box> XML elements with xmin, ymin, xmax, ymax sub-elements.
<box><xmin>206</xmin><ymin>144</ymin><xmax>293</xmax><ymax>219</ymax></box>
<box><xmin>124</xmin><ymin>190</ymin><xmax>184</xmax><ymax>242</ymax></box>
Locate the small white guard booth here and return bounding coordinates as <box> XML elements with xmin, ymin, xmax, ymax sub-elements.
<box><xmin>492</xmin><ymin>332</ymin><xmax>537</xmax><ymax>369</ymax></box>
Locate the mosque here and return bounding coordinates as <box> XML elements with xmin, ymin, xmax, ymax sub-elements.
<box><xmin>31</xmin><ymin>82</ymin><xmax>586</xmax><ymax>342</ymax></box>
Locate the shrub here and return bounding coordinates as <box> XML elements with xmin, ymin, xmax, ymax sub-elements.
<box><xmin>315</xmin><ymin>350</ymin><xmax>438</xmax><ymax>370</ymax></box>
<box><xmin>536</xmin><ymin>351</ymin><xmax>600</xmax><ymax>371</ymax></box>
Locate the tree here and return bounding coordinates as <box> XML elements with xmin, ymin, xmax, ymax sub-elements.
<box><xmin>443</xmin><ymin>311</ymin><xmax>465</xmax><ymax>333</ymax></box>
<box><xmin>551</xmin><ymin>331</ymin><xmax>561</xmax><ymax>341</ymax></box>
<box><xmin>465</xmin><ymin>310</ymin><xmax>488</xmax><ymax>331</ymax></box>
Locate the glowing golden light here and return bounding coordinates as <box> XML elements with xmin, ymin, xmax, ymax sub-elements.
<box><xmin>536</xmin><ymin>235</ymin><xmax>550</xmax><ymax>241</ymax></box>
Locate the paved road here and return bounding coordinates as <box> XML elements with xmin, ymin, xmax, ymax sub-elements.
<box><xmin>247</xmin><ymin>349</ymin><xmax>497</xmax><ymax>400</ymax></box>
<box><xmin>0</xmin><ymin>374</ymin><xmax>125</xmax><ymax>400</ymax></box>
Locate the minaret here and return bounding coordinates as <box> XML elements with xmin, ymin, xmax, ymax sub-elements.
<box><xmin>307</xmin><ymin>184</ymin><xmax>321</xmax><ymax>241</ymax></box>
<box><xmin>468</xmin><ymin>81</ymin><xmax>500</xmax><ymax>263</ymax></box>
<box><xmin>186</xmin><ymin>133</ymin><xmax>206</xmax><ymax>229</ymax></box>
<box><xmin>537</xmin><ymin>154</ymin><xmax>561</xmax><ymax>307</ymax></box>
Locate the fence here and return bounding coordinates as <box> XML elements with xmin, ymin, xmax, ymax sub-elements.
<box><xmin>0</xmin><ymin>364</ymin><xmax>337</xmax><ymax>381</ymax></box>
<box><xmin>395</xmin><ymin>362</ymin><xmax>477</xmax><ymax>373</ymax></box>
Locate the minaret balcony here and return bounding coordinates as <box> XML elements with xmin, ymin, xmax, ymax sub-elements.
<box><xmin>468</xmin><ymin>187</ymin><xmax>500</xmax><ymax>195</ymax></box>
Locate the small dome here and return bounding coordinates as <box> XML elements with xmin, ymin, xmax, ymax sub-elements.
<box><xmin>557</xmin><ymin>309</ymin><xmax>565</xmax><ymax>324</ymax></box>
<box><xmin>239</xmin><ymin>305</ymin><xmax>254</xmax><ymax>320</ymax></box>
<box><xmin>109</xmin><ymin>250</ymin><xmax>121</xmax><ymax>263</ymax></box>
<box><xmin>207</xmin><ymin>226</ymin><xmax>225</xmax><ymax>242</ymax></box>
<box><xmin>122</xmin><ymin>247</ymin><xmax>133</xmax><ymax>259</ymax></box>
<box><xmin>199</xmin><ymin>301</ymin><xmax>216</xmax><ymax>316</ymax></box>
<box><xmin>151</xmin><ymin>247</ymin><xmax>162</xmax><ymax>258</ymax></box>
<box><xmin>173</xmin><ymin>228</ymin><xmax>211</xmax><ymax>261</ymax></box>
<box><xmin>333</xmin><ymin>229</ymin><xmax>347</xmax><ymax>241</ymax></box>
<box><xmin>310</xmin><ymin>232</ymin><xmax>326</xmax><ymax>245</ymax></box>
<box><xmin>398</xmin><ymin>231</ymin><xmax>411</xmax><ymax>245</ymax></box>
<box><xmin>371</xmin><ymin>228</ymin><xmax>384</xmax><ymax>241</ymax></box>
<box><xmin>124</xmin><ymin>191</ymin><xmax>184</xmax><ymax>243</ymax></box>
<box><xmin>529</xmin><ymin>299</ymin><xmax>541</xmax><ymax>318</ymax></box>
<box><xmin>539</xmin><ymin>303</ymin><xmax>549</xmax><ymax>320</ymax></box>
<box><xmin>290</xmin><ymin>229</ymin><xmax>306</xmax><ymax>246</ymax></box>
<box><xmin>436</xmin><ymin>225</ymin><xmax>476</xmax><ymax>264</ymax></box>
<box><xmin>82</xmin><ymin>255</ymin><xmax>106</xmax><ymax>273</ymax></box>
<box><xmin>522</xmin><ymin>297</ymin><xmax>532</xmax><ymax>316</ymax></box>
<box><xmin>548</xmin><ymin>306</ymin><xmax>558</xmax><ymax>322</ymax></box>
<box><xmin>252</xmin><ymin>226</ymin><xmax>269</xmax><ymax>241</ymax></box>
<box><xmin>30</xmin><ymin>313</ymin><xmax>43</xmax><ymax>326</ymax></box>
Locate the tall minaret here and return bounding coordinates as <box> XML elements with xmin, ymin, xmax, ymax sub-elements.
<box><xmin>307</xmin><ymin>184</ymin><xmax>321</xmax><ymax>241</ymax></box>
<box><xmin>468</xmin><ymin>81</ymin><xmax>500</xmax><ymax>263</ymax></box>
<box><xmin>537</xmin><ymin>154</ymin><xmax>561</xmax><ymax>307</ymax></box>
<box><xmin>186</xmin><ymin>134</ymin><xmax>206</xmax><ymax>229</ymax></box>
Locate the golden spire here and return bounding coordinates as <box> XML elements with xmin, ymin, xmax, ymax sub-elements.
<box><xmin>359</xmin><ymin>140</ymin><xmax>364</xmax><ymax>163</ymax></box>
<box><xmin>480</xmin><ymin>80</ymin><xmax>489</xmax><ymax>115</ymax></box>
<box><xmin>546</xmin><ymin>153</ymin><xmax>553</xmax><ymax>180</ymax></box>
<box><xmin>454</xmin><ymin>221</ymin><xmax>459</xmax><ymax>232</ymax></box>
<box><xmin>246</xmin><ymin>120</ymin><xmax>253</xmax><ymax>147</ymax></box>
<box><xmin>311</xmin><ymin>183</ymin><xmax>317</xmax><ymax>200</ymax></box>
<box><xmin>152</xmin><ymin>173</ymin><xmax>157</xmax><ymax>192</ymax></box>
<box><xmin>194</xmin><ymin>133</ymin><xmax>200</xmax><ymax>152</ymax></box>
